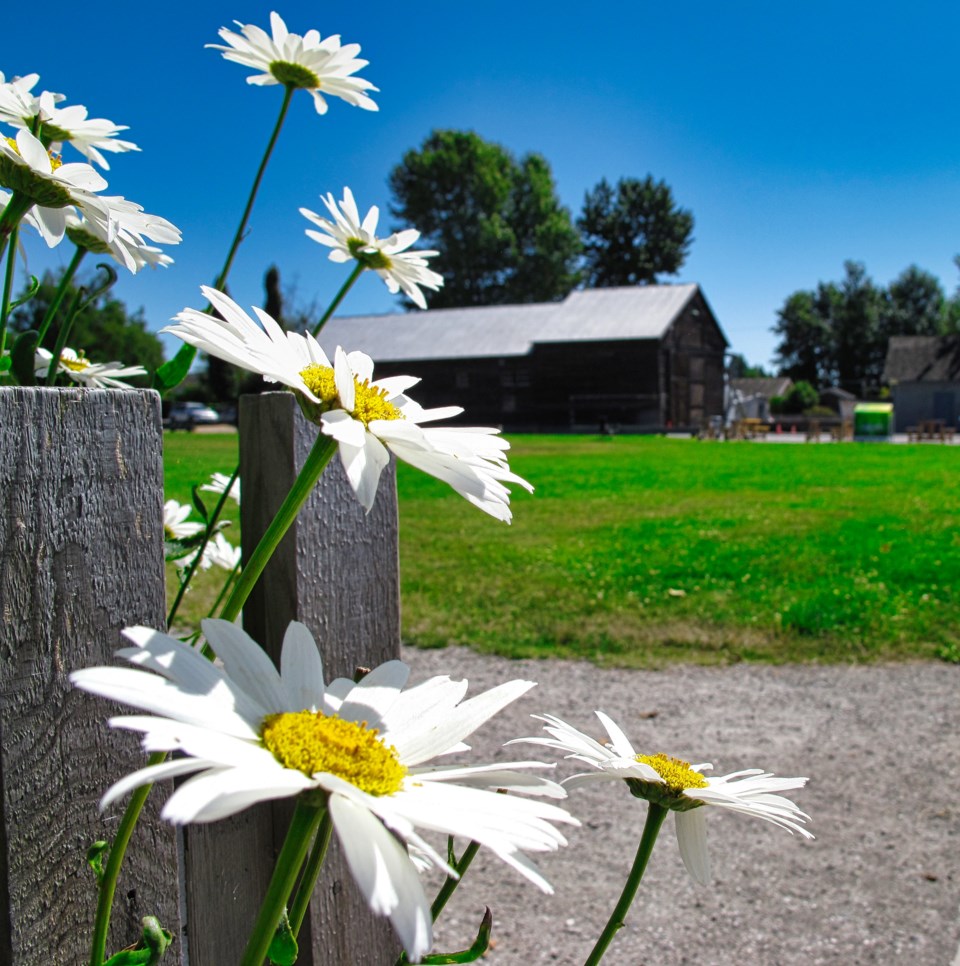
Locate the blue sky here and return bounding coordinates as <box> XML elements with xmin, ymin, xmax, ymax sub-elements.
<box><xmin>4</xmin><ymin>1</ymin><xmax>960</xmax><ymax>369</ymax></box>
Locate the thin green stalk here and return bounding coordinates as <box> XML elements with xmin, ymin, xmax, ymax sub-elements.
<box><xmin>240</xmin><ymin>798</ymin><xmax>325</xmax><ymax>966</ymax></box>
<box><xmin>0</xmin><ymin>191</ymin><xmax>32</xmax><ymax>264</ymax></box>
<box><xmin>166</xmin><ymin>465</ymin><xmax>241</xmax><ymax>629</ymax></box>
<box><xmin>219</xmin><ymin>433</ymin><xmax>337</xmax><ymax>624</ymax></box>
<box><xmin>212</xmin><ymin>85</ymin><xmax>295</xmax><ymax>295</ymax></box>
<box><xmin>89</xmin><ymin>751</ymin><xmax>167</xmax><ymax>966</ymax></box>
<box><xmin>394</xmin><ymin>839</ymin><xmax>482</xmax><ymax>966</ymax></box>
<box><xmin>288</xmin><ymin>810</ymin><xmax>333</xmax><ymax>937</ymax></box>
<box><xmin>583</xmin><ymin>803</ymin><xmax>668</xmax><ymax>966</ymax></box>
<box><xmin>37</xmin><ymin>245</ymin><xmax>86</xmax><ymax>344</ymax></box>
<box><xmin>0</xmin><ymin>224</ymin><xmax>18</xmax><ymax>353</ymax></box>
<box><xmin>311</xmin><ymin>263</ymin><xmax>364</xmax><ymax>336</ymax></box>
<box><xmin>210</xmin><ymin>560</ymin><xmax>241</xmax><ymax>618</ymax></box>
<box><xmin>45</xmin><ymin>284</ymin><xmax>85</xmax><ymax>384</ymax></box>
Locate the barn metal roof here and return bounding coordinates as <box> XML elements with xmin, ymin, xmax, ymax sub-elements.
<box><xmin>316</xmin><ymin>284</ymin><xmax>701</xmax><ymax>362</ymax></box>
<box><xmin>884</xmin><ymin>335</ymin><xmax>960</xmax><ymax>383</ymax></box>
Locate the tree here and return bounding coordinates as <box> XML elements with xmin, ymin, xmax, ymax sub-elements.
<box><xmin>727</xmin><ymin>353</ymin><xmax>770</xmax><ymax>379</ymax></box>
<box><xmin>577</xmin><ymin>176</ymin><xmax>694</xmax><ymax>287</ymax></box>
<box><xmin>881</xmin><ymin>265</ymin><xmax>946</xmax><ymax>337</ymax></box>
<box><xmin>388</xmin><ymin>130</ymin><xmax>580</xmax><ymax>308</ymax></box>
<box><xmin>10</xmin><ymin>268</ymin><xmax>164</xmax><ymax>380</ymax></box>
<box><xmin>772</xmin><ymin>289</ymin><xmax>833</xmax><ymax>386</ymax></box>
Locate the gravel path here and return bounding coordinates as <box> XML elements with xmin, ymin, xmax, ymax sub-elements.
<box><xmin>403</xmin><ymin>646</ymin><xmax>960</xmax><ymax>965</ymax></box>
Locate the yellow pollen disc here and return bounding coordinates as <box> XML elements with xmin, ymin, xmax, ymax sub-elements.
<box><xmin>48</xmin><ymin>151</ymin><xmax>63</xmax><ymax>172</ymax></box>
<box><xmin>636</xmin><ymin>753</ymin><xmax>708</xmax><ymax>792</ymax></box>
<box><xmin>299</xmin><ymin>364</ymin><xmax>404</xmax><ymax>427</ymax></box>
<box><xmin>61</xmin><ymin>354</ymin><xmax>89</xmax><ymax>372</ymax></box>
<box><xmin>4</xmin><ymin>136</ymin><xmax>18</xmax><ymax>154</ymax></box>
<box><xmin>261</xmin><ymin>710</ymin><xmax>406</xmax><ymax>796</ymax></box>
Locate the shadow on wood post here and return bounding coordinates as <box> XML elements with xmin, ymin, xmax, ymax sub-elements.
<box><xmin>0</xmin><ymin>388</ymin><xmax>182</xmax><ymax>964</ymax></box>
<box><xmin>182</xmin><ymin>392</ymin><xmax>402</xmax><ymax>965</ymax></box>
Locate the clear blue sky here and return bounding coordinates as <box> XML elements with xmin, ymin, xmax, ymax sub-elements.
<box><xmin>4</xmin><ymin>1</ymin><xmax>960</xmax><ymax>369</ymax></box>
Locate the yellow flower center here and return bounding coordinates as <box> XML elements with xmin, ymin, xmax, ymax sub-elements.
<box><xmin>299</xmin><ymin>363</ymin><xmax>404</xmax><ymax>426</ymax></box>
<box><xmin>261</xmin><ymin>710</ymin><xmax>406</xmax><ymax>796</ymax></box>
<box><xmin>269</xmin><ymin>60</ymin><xmax>321</xmax><ymax>89</ymax></box>
<box><xmin>635</xmin><ymin>753</ymin><xmax>708</xmax><ymax>792</ymax></box>
<box><xmin>60</xmin><ymin>353</ymin><xmax>90</xmax><ymax>373</ymax></box>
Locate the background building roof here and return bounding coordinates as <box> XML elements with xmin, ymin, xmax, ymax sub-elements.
<box><xmin>317</xmin><ymin>284</ymin><xmax>702</xmax><ymax>362</ymax></box>
<box><xmin>884</xmin><ymin>335</ymin><xmax>960</xmax><ymax>383</ymax></box>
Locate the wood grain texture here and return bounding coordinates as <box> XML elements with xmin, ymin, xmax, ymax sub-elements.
<box><xmin>0</xmin><ymin>388</ymin><xmax>181</xmax><ymax>964</ymax></box>
<box><xmin>183</xmin><ymin>393</ymin><xmax>401</xmax><ymax>965</ymax></box>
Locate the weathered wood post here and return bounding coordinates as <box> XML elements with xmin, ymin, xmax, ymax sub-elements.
<box><xmin>0</xmin><ymin>388</ymin><xmax>182</xmax><ymax>964</ymax></box>
<box><xmin>182</xmin><ymin>392</ymin><xmax>401</xmax><ymax>965</ymax></box>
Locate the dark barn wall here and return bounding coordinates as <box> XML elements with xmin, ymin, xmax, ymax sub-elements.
<box><xmin>371</xmin><ymin>290</ymin><xmax>727</xmax><ymax>432</ymax></box>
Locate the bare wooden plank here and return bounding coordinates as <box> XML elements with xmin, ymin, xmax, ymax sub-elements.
<box><xmin>183</xmin><ymin>392</ymin><xmax>401</xmax><ymax>966</ymax></box>
<box><xmin>0</xmin><ymin>387</ymin><xmax>182</xmax><ymax>964</ymax></box>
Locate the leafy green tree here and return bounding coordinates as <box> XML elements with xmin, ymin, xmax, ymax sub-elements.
<box><xmin>388</xmin><ymin>129</ymin><xmax>581</xmax><ymax>307</ymax></box>
<box><xmin>10</xmin><ymin>268</ymin><xmax>164</xmax><ymax>379</ymax></box>
<box><xmin>772</xmin><ymin>289</ymin><xmax>833</xmax><ymax>386</ymax></box>
<box><xmin>577</xmin><ymin>176</ymin><xmax>694</xmax><ymax>287</ymax></box>
<box><xmin>727</xmin><ymin>353</ymin><xmax>770</xmax><ymax>378</ymax></box>
<box><xmin>881</xmin><ymin>265</ymin><xmax>946</xmax><ymax>337</ymax></box>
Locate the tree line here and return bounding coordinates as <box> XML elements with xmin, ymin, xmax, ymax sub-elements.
<box><xmin>772</xmin><ymin>260</ymin><xmax>960</xmax><ymax>394</ymax></box>
<box><xmin>389</xmin><ymin>129</ymin><xmax>694</xmax><ymax>308</ymax></box>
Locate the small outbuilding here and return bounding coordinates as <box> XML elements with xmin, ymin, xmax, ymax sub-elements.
<box><xmin>883</xmin><ymin>336</ymin><xmax>960</xmax><ymax>431</ymax></box>
<box><xmin>318</xmin><ymin>284</ymin><xmax>728</xmax><ymax>433</ymax></box>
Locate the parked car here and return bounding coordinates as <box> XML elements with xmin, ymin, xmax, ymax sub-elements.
<box><xmin>166</xmin><ymin>401</ymin><xmax>221</xmax><ymax>431</ymax></box>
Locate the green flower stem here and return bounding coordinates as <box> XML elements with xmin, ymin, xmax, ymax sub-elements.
<box><xmin>583</xmin><ymin>803</ymin><xmax>668</xmax><ymax>966</ymax></box>
<box><xmin>394</xmin><ymin>839</ymin><xmax>482</xmax><ymax>966</ymax></box>
<box><xmin>166</xmin><ymin>465</ymin><xmax>241</xmax><ymax>629</ymax></box>
<box><xmin>37</xmin><ymin>245</ymin><xmax>86</xmax><ymax>344</ymax></box>
<box><xmin>212</xmin><ymin>85</ymin><xmax>295</xmax><ymax>296</ymax></box>
<box><xmin>45</xmin><ymin>284</ymin><xmax>86</xmax><ymax>385</ymax></box>
<box><xmin>89</xmin><ymin>751</ymin><xmax>167</xmax><ymax>966</ymax></box>
<box><xmin>0</xmin><ymin>191</ymin><xmax>32</xmax><ymax>265</ymax></box>
<box><xmin>219</xmin><ymin>432</ymin><xmax>337</xmax><ymax>624</ymax></box>
<box><xmin>240</xmin><ymin>798</ymin><xmax>325</xmax><ymax>966</ymax></box>
<box><xmin>311</xmin><ymin>263</ymin><xmax>364</xmax><ymax>337</ymax></box>
<box><xmin>0</xmin><ymin>224</ymin><xmax>18</xmax><ymax>353</ymax></box>
<box><xmin>288</xmin><ymin>810</ymin><xmax>333</xmax><ymax>937</ymax></box>
<box><xmin>210</xmin><ymin>560</ymin><xmax>241</xmax><ymax>618</ymax></box>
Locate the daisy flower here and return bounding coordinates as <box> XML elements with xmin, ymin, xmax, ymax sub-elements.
<box><xmin>302</xmin><ymin>188</ymin><xmax>443</xmax><ymax>309</ymax></box>
<box><xmin>0</xmin><ymin>128</ymin><xmax>108</xmax><ymax>247</ymax></box>
<box><xmin>0</xmin><ymin>71</ymin><xmax>53</xmax><ymax>128</ymax></box>
<box><xmin>34</xmin><ymin>346</ymin><xmax>147</xmax><ymax>389</ymax></box>
<box><xmin>162</xmin><ymin>500</ymin><xmax>204</xmax><ymax>541</ymax></box>
<box><xmin>200</xmin><ymin>472</ymin><xmax>241</xmax><ymax>504</ymax></box>
<box><xmin>176</xmin><ymin>532</ymin><xmax>240</xmax><ymax>572</ymax></box>
<box><xmin>517</xmin><ymin>712</ymin><xmax>812</xmax><ymax>884</ymax></box>
<box><xmin>70</xmin><ymin>619</ymin><xmax>576</xmax><ymax>962</ymax></box>
<box><xmin>164</xmin><ymin>288</ymin><xmax>532</xmax><ymax>522</ymax></box>
<box><xmin>208</xmin><ymin>11</ymin><xmax>378</xmax><ymax>114</ymax></box>
<box><xmin>65</xmin><ymin>198</ymin><xmax>181</xmax><ymax>273</ymax></box>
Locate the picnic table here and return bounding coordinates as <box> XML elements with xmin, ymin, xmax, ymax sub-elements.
<box><xmin>906</xmin><ymin>419</ymin><xmax>956</xmax><ymax>443</ymax></box>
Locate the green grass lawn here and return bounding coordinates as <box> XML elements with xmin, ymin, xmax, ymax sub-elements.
<box><xmin>164</xmin><ymin>432</ymin><xmax>960</xmax><ymax>665</ymax></box>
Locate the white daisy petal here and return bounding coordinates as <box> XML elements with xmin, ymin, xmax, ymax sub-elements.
<box><xmin>675</xmin><ymin>809</ymin><xmax>711</xmax><ymax>884</ymax></box>
<box><xmin>279</xmin><ymin>621</ymin><xmax>328</xmax><ymax>712</ymax></box>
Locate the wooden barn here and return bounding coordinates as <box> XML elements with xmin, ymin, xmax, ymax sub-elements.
<box><xmin>884</xmin><ymin>335</ymin><xmax>960</xmax><ymax>431</ymax></box>
<box><xmin>318</xmin><ymin>284</ymin><xmax>728</xmax><ymax>432</ymax></box>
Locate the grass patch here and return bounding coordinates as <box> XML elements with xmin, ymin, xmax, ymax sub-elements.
<box><xmin>164</xmin><ymin>432</ymin><xmax>960</xmax><ymax>665</ymax></box>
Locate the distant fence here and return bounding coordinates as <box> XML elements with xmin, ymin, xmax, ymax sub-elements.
<box><xmin>0</xmin><ymin>387</ymin><xmax>400</xmax><ymax>965</ymax></box>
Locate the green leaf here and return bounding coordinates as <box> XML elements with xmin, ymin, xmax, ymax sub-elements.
<box><xmin>191</xmin><ymin>485</ymin><xmax>210</xmax><ymax>523</ymax></box>
<box><xmin>104</xmin><ymin>916</ymin><xmax>173</xmax><ymax>965</ymax></box>
<box><xmin>267</xmin><ymin>910</ymin><xmax>298</xmax><ymax>966</ymax></box>
<box><xmin>0</xmin><ymin>353</ymin><xmax>11</xmax><ymax>373</ymax></box>
<box><xmin>419</xmin><ymin>908</ymin><xmax>492</xmax><ymax>964</ymax></box>
<box><xmin>10</xmin><ymin>329</ymin><xmax>39</xmax><ymax>385</ymax></box>
<box><xmin>86</xmin><ymin>840</ymin><xmax>109</xmax><ymax>885</ymax></box>
<box><xmin>9</xmin><ymin>274</ymin><xmax>39</xmax><ymax>313</ymax></box>
<box><xmin>154</xmin><ymin>343</ymin><xmax>197</xmax><ymax>395</ymax></box>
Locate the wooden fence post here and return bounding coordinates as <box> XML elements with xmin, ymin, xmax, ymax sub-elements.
<box><xmin>182</xmin><ymin>392</ymin><xmax>401</xmax><ymax>965</ymax></box>
<box><xmin>0</xmin><ymin>388</ymin><xmax>182</xmax><ymax>964</ymax></box>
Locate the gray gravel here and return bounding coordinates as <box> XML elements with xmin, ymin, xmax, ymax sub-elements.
<box><xmin>403</xmin><ymin>645</ymin><xmax>960</xmax><ymax>965</ymax></box>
